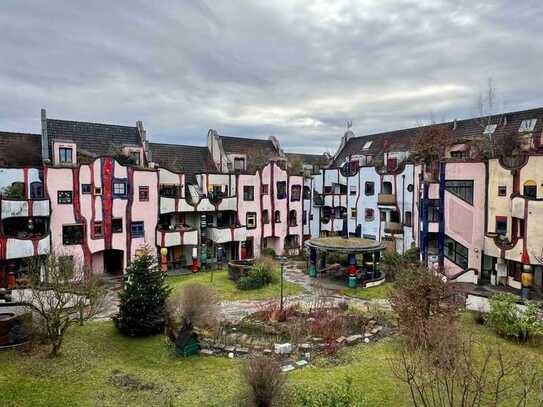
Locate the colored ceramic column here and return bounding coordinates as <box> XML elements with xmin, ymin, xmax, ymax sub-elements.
<box><xmin>309</xmin><ymin>247</ymin><xmax>317</xmax><ymax>277</ymax></box>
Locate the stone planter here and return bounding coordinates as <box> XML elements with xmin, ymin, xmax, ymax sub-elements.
<box><xmin>227</xmin><ymin>259</ymin><xmax>254</xmax><ymax>282</ymax></box>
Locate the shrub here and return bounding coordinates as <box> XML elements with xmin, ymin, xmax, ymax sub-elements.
<box><xmin>390</xmin><ymin>265</ymin><xmax>459</xmax><ymax>350</ymax></box>
<box><xmin>242</xmin><ymin>355</ymin><xmax>285</xmax><ymax>407</ymax></box>
<box><xmin>166</xmin><ymin>283</ymin><xmax>219</xmax><ymax>341</ymax></box>
<box><xmin>261</xmin><ymin>248</ymin><xmax>276</xmax><ymax>258</ymax></box>
<box><xmin>485</xmin><ymin>293</ymin><xmax>543</xmax><ymax>341</ymax></box>
<box><xmin>115</xmin><ymin>247</ymin><xmax>170</xmax><ymax>337</ymax></box>
<box><xmin>290</xmin><ymin>377</ymin><xmax>367</xmax><ymax>406</ymax></box>
<box><xmin>237</xmin><ymin>259</ymin><xmax>274</xmax><ymax>291</ymax></box>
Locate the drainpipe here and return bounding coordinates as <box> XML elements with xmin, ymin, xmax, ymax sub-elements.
<box><xmin>401</xmin><ymin>174</ymin><xmax>405</xmax><ymax>254</ymax></box>
<box><xmin>438</xmin><ymin>161</ymin><xmax>446</xmax><ymax>271</ymax></box>
<box><xmin>421</xmin><ymin>179</ymin><xmax>429</xmax><ymax>263</ymax></box>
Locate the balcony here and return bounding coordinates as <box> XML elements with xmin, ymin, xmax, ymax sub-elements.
<box><xmin>1</xmin><ymin>199</ymin><xmax>50</xmax><ymax>220</ymax></box>
<box><xmin>1</xmin><ymin>235</ymin><xmax>50</xmax><ymax>260</ymax></box>
<box><xmin>207</xmin><ymin>226</ymin><xmax>247</xmax><ymax>244</ymax></box>
<box><xmin>383</xmin><ymin>222</ymin><xmax>403</xmax><ymax>234</ymax></box>
<box><xmin>156</xmin><ymin>227</ymin><xmax>198</xmax><ymax>247</ymax></box>
<box><xmin>377</xmin><ymin>193</ymin><xmax>396</xmax><ymax>206</ymax></box>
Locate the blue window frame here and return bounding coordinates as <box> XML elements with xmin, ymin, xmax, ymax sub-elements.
<box><xmin>131</xmin><ymin>221</ymin><xmax>144</xmax><ymax>238</ymax></box>
<box><xmin>113</xmin><ymin>180</ymin><xmax>128</xmax><ymax>198</ymax></box>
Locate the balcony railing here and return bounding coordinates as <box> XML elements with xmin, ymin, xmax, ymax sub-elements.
<box><xmin>383</xmin><ymin>222</ymin><xmax>403</xmax><ymax>234</ymax></box>
<box><xmin>207</xmin><ymin>225</ymin><xmax>247</xmax><ymax>244</ymax></box>
<box><xmin>377</xmin><ymin>193</ymin><xmax>396</xmax><ymax>206</ymax></box>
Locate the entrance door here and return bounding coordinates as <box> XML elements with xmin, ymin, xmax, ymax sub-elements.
<box><xmin>104</xmin><ymin>250</ymin><xmax>124</xmax><ymax>275</ymax></box>
<box><xmin>481</xmin><ymin>254</ymin><xmax>494</xmax><ymax>284</ymax></box>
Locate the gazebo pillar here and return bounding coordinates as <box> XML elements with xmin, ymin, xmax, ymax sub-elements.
<box><xmin>319</xmin><ymin>251</ymin><xmax>326</xmax><ymax>271</ymax></box>
<box><xmin>309</xmin><ymin>247</ymin><xmax>317</xmax><ymax>278</ymax></box>
<box><xmin>347</xmin><ymin>253</ymin><xmax>357</xmax><ymax>277</ymax></box>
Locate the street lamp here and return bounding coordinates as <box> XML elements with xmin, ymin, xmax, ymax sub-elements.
<box><xmin>276</xmin><ymin>256</ymin><xmax>288</xmax><ymax>312</ymax></box>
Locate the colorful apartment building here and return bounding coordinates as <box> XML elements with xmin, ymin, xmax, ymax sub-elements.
<box><xmin>2</xmin><ymin>107</ymin><xmax>543</xmax><ymax>296</ymax></box>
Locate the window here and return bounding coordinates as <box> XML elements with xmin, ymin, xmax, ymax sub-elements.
<box><xmin>303</xmin><ymin>186</ymin><xmax>311</xmax><ymax>200</ymax></box>
<box><xmin>57</xmin><ymin>191</ymin><xmax>73</xmax><ymax>204</ymax></box>
<box><xmin>139</xmin><ymin>186</ymin><xmax>149</xmax><ymax>201</ymax></box>
<box><xmin>363</xmin><ymin>140</ymin><xmax>373</xmax><ymax>150</ymax></box>
<box><xmin>288</xmin><ymin>210</ymin><xmax>297</xmax><ymax>226</ymax></box>
<box><xmin>131</xmin><ymin>221</ymin><xmax>144</xmax><ymax>238</ymax></box>
<box><xmin>450</xmin><ymin>150</ymin><xmax>469</xmax><ymax>160</ymax></box>
<box><xmin>113</xmin><ymin>181</ymin><xmax>127</xmax><ymax>197</ymax></box>
<box><xmin>243</xmin><ymin>185</ymin><xmax>254</xmax><ymax>201</ymax></box>
<box><xmin>390</xmin><ymin>210</ymin><xmax>400</xmax><ymax>223</ymax></box>
<box><xmin>445</xmin><ymin>180</ymin><xmax>473</xmax><ymax>205</ymax></box>
<box><xmin>407</xmin><ymin>184</ymin><xmax>414</xmax><ymax>192</ymax></box>
<box><xmin>483</xmin><ymin>124</ymin><xmax>497</xmax><ymax>134</ymax></box>
<box><xmin>59</xmin><ymin>147</ymin><xmax>73</xmax><ymax>164</ymax></box>
<box><xmin>324</xmin><ymin>186</ymin><xmax>333</xmax><ymax>194</ymax></box>
<box><xmin>303</xmin><ymin>210</ymin><xmax>307</xmax><ymax>225</ymax></box>
<box><xmin>81</xmin><ymin>184</ymin><xmax>92</xmax><ymax>194</ymax></box>
<box><xmin>341</xmin><ymin>160</ymin><xmax>359</xmax><ymax>177</ymax></box>
<box><xmin>349</xmin><ymin>185</ymin><xmax>357</xmax><ymax>196</ymax></box>
<box><xmin>351</xmin><ymin>208</ymin><xmax>357</xmax><ymax>219</ymax></box>
<box><xmin>93</xmin><ymin>222</ymin><xmax>103</xmax><ymax>237</ymax></box>
<box><xmin>404</xmin><ymin>211</ymin><xmax>412</xmax><ymax>227</ymax></box>
<box><xmin>290</xmin><ymin>185</ymin><xmax>301</xmax><ymax>201</ymax></box>
<box><xmin>386</xmin><ymin>158</ymin><xmax>397</xmax><ymax>171</ymax></box>
<box><xmin>263</xmin><ymin>210</ymin><xmax>270</xmax><ymax>224</ymax></box>
<box><xmin>159</xmin><ymin>184</ymin><xmax>182</xmax><ymax>198</ymax></box>
<box><xmin>427</xmin><ymin>200</ymin><xmax>440</xmax><ymax>222</ymax></box>
<box><xmin>365</xmin><ymin>208</ymin><xmax>374</xmax><ymax>221</ymax></box>
<box><xmin>274</xmin><ymin>210</ymin><xmax>281</xmax><ymax>223</ymax></box>
<box><xmin>234</xmin><ymin>157</ymin><xmax>245</xmax><ymax>172</ymax></box>
<box><xmin>382</xmin><ymin>181</ymin><xmax>393</xmax><ymax>194</ymax></box>
<box><xmin>321</xmin><ymin>206</ymin><xmax>332</xmax><ymax>223</ymax></box>
<box><xmin>112</xmin><ymin>218</ymin><xmax>123</xmax><ymax>233</ymax></box>
<box><xmin>129</xmin><ymin>151</ymin><xmax>141</xmax><ymax>165</ymax></box>
<box><xmin>94</xmin><ymin>186</ymin><xmax>102</xmax><ymax>195</ymax></box>
<box><xmin>496</xmin><ymin>216</ymin><xmax>507</xmax><ymax>235</ymax></box>
<box><xmin>445</xmin><ymin>236</ymin><xmax>468</xmax><ymax>269</ymax></box>
<box><xmin>334</xmin><ymin>207</ymin><xmax>347</xmax><ymax>219</ymax></box>
<box><xmin>498</xmin><ymin>185</ymin><xmax>507</xmax><ymax>197</ymax></box>
<box><xmin>261</xmin><ymin>184</ymin><xmax>269</xmax><ymax>194</ymax></box>
<box><xmin>276</xmin><ymin>181</ymin><xmax>286</xmax><ymax>199</ymax></box>
<box><xmin>246</xmin><ymin>212</ymin><xmax>257</xmax><ymax>229</ymax></box>
<box><xmin>30</xmin><ymin>181</ymin><xmax>43</xmax><ymax>199</ymax></box>
<box><xmin>365</xmin><ymin>181</ymin><xmax>375</xmax><ymax>196</ymax></box>
<box><xmin>380</xmin><ymin>210</ymin><xmax>386</xmax><ymax>222</ymax></box>
<box><xmin>519</xmin><ymin>119</ymin><xmax>537</xmax><ymax>133</ymax></box>
<box><xmin>62</xmin><ymin>224</ymin><xmax>83</xmax><ymax>245</ymax></box>
<box><xmin>523</xmin><ymin>180</ymin><xmax>537</xmax><ymax>199</ymax></box>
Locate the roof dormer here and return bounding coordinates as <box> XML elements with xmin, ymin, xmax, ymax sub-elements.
<box><xmin>53</xmin><ymin>141</ymin><xmax>77</xmax><ymax>166</ymax></box>
<box><xmin>519</xmin><ymin>119</ymin><xmax>537</xmax><ymax>133</ymax></box>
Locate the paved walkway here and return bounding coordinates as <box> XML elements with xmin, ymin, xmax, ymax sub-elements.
<box><xmin>219</xmin><ymin>260</ymin><xmax>390</xmax><ymax>323</ymax></box>
<box><xmin>89</xmin><ymin>259</ymin><xmax>390</xmax><ymax>322</ymax></box>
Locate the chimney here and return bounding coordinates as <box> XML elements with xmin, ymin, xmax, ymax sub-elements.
<box><xmin>453</xmin><ymin>119</ymin><xmax>457</xmax><ymax>130</ymax></box>
<box><xmin>40</xmin><ymin>109</ymin><xmax>50</xmax><ymax>163</ymax></box>
<box><xmin>136</xmin><ymin>121</ymin><xmax>152</xmax><ymax>163</ymax></box>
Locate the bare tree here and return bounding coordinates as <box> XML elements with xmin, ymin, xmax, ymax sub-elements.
<box><xmin>18</xmin><ymin>253</ymin><xmax>107</xmax><ymax>356</ymax></box>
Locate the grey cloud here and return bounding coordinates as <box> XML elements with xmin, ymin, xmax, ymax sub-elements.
<box><xmin>0</xmin><ymin>0</ymin><xmax>542</xmax><ymax>154</ymax></box>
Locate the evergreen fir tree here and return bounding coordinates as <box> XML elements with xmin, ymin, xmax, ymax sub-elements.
<box><xmin>114</xmin><ymin>247</ymin><xmax>171</xmax><ymax>337</ymax></box>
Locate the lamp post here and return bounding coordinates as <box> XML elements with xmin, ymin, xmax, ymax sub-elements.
<box><xmin>276</xmin><ymin>256</ymin><xmax>288</xmax><ymax>312</ymax></box>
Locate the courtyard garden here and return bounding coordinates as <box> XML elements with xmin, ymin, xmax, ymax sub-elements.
<box><xmin>2</xmin><ymin>249</ymin><xmax>543</xmax><ymax>406</ymax></box>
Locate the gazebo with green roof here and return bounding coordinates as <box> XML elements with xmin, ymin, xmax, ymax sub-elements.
<box><xmin>304</xmin><ymin>237</ymin><xmax>386</xmax><ymax>288</ymax></box>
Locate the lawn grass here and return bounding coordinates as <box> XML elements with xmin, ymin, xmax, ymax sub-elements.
<box><xmin>166</xmin><ymin>268</ymin><xmax>305</xmax><ymax>301</ymax></box>
<box><xmin>1</xmin><ymin>316</ymin><xmax>543</xmax><ymax>406</ymax></box>
<box><xmin>341</xmin><ymin>282</ymin><xmax>393</xmax><ymax>300</ymax></box>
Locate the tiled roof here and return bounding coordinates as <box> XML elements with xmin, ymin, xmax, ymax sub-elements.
<box><xmin>219</xmin><ymin>135</ymin><xmax>280</xmax><ymax>172</ymax></box>
<box><xmin>332</xmin><ymin>107</ymin><xmax>543</xmax><ymax>167</ymax></box>
<box><xmin>149</xmin><ymin>142</ymin><xmax>217</xmax><ymax>183</ymax></box>
<box><xmin>46</xmin><ymin>118</ymin><xmax>141</xmax><ymax>159</ymax></box>
<box><xmin>285</xmin><ymin>152</ymin><xmax>331</xmax><ymax>167</ymax></box>
<box><xmin>0</xmin><ymin>132</ymin><xmax>42</xmax><ymax>167</ymax></box>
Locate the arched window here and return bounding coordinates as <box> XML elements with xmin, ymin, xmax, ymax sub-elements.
<box><xmin>288</xmin><ymin>210</ymin><xmax>297</xmax><ymax>226</ymax></box>
<box><xmin>30</xmin><ymin>181</ymin><xmax>43</xmax><ymax>199</ymax></box>
<box><xmin>382</xmin><ymin>181</ymin><xmax>393</xmax><ymax>194</ymax></box>
<box><xmin>274</xmin><ymin>210</ymin><xmax>281</xmax><ymax>223</ymax></box>
<box><xmin>523</xmin><ymin>180</ymin><xmax>537</xmax><ymax>199</ymax></box>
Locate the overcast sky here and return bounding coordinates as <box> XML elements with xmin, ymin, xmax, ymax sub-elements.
<box><xmin>1</xmin><ymin>0</ymin><xmax>542</xmax><ymax>154</ymax></box>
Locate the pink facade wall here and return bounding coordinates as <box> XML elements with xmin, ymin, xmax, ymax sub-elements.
<box><xmin>444</xmin><ymin>162</ymin><xmax>486</xmax><ymax>275</ymax></box>
<box><xmin>47</xmin><ymin>158</ymin><xmax>158</xmax><ymax>273</ymax></box>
